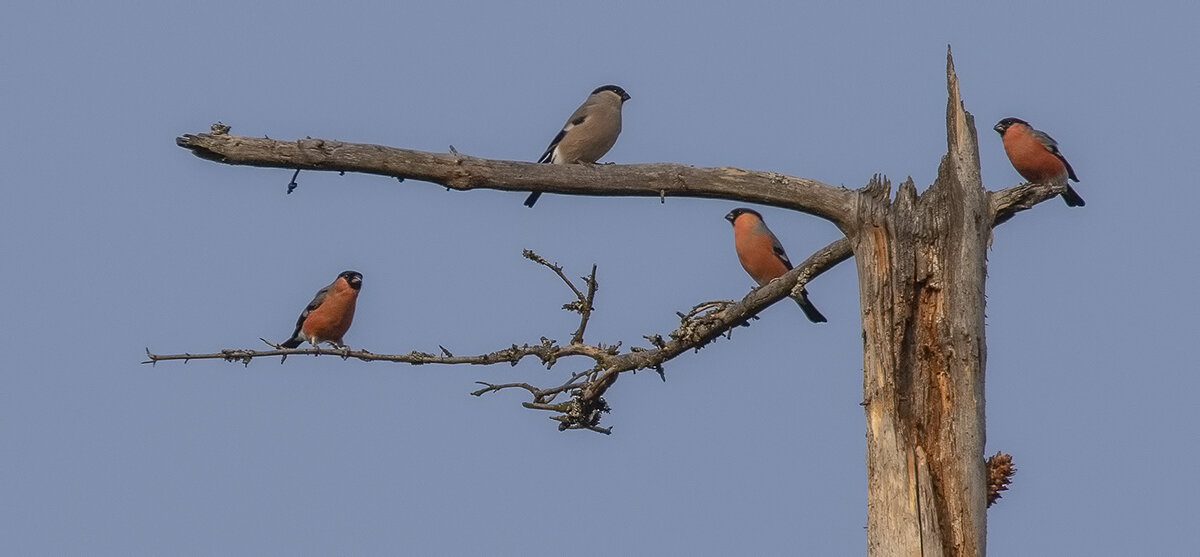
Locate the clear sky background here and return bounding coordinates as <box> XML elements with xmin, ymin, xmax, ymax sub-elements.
<box><xmin>3</xmin><ymin>2</ymin><xmax>1197</xmax><ymax>555</ymax></box>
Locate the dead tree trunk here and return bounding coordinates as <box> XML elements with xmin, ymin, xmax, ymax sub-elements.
<box><xmin>165</xmin><ymin>48</ymin><xmax>1064</xmax><ymax>556</ymax></box>
<box><xmin>849</xmin><ymin>56</ymin><xmax>988</xmax><ymax>556</ymax></box>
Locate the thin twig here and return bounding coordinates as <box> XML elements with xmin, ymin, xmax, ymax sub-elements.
<box><xmin>471</xmin><ymin>382</ymin><xmax>540</xmax><ymax>397</ymax></box>
<box><xmin>570</xmin><ymin>264</ymin><xmax>598</xmax><ymax>345</ymax></box>
<box><xmin>523</xmin><ymin>250</ymin><xmax>586</xmax><ymax>300</ymax></box>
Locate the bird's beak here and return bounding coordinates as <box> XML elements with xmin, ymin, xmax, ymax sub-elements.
<box><xmin>724</xmin><ymin>212</ymin><xmax>736</xmax><ymax>223</ymax></box>
<box><xmin>993</xmin><ymin>123</ymin><xmax>1004</xmax><ymax>134</ymax></box>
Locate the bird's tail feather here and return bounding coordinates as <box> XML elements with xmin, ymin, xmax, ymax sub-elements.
<box><xmin>792</xmin><ymin>293</ymin><xmax>828</xmax><ymax>324</ymax></box>
<box><xmin>523</xmin><ymin>192</ymin><xmax>542</xmax><ymax>207</ymax></box>
<box><xmin>280</xmin><ymin>337</ymin><xmax>302</xmax><ymax>349</ymax></box>
<box><xmin>1062</xmin><ymin>185</ymin><xmax>1086</xmax><ymax>207</ymax></box>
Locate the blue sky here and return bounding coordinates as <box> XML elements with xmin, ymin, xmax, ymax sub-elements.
<box><xmin>3</xmin><ymin>2</ymin><xmax>1197</xmax><ymax>555</ymax></box>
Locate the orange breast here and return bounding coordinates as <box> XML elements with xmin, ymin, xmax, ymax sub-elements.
<box><xmin>1003</xmin><ymin>127</ymin><xmax>1068</xmax><ymax>183</ymax></box>
<box><xmin>302</xmin><ymin>281</ymin><xmax>358</xmax><ymax>343</ymax></box>
<box><xmin>734</xmin><ymin>222</ymin><xmax>789</xmax><ymax>286</ymax></box>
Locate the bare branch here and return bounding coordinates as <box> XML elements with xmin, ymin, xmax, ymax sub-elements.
<box><xmin>472</xmin><ymin>369</ymin><xmax>593</xmax><ymax>404</ymax></box>
<box><xmin>146</xmin><ymin>237</ymin><xmax>852</xmax><ymax>429</ymax></box>
<box><xmin>989</xmin><ymin>180</ymin><xmax>1076</xmax><ymax>226</ymax></box>
<box><xmin>571</xmin><ymin>265</ymin><xmax>598</xmax><ymax>345</ymax></box>
<box><xmin>575</xmin><ymin>236</ymin><xmax>852</xmax><ymax>405</ymax></box>
<box><xmin>522</xmin><ymin>250</ymin><xmax>586</xmax><ymax>300</ymax></box>
<box><xmin>145</xmin><ymin>240</ymin><xmax>850</xmax><ymax>372</ymax></box>
<box><xmin>520</xmin><ymin>250</ymin><xmax>597</xmax><ymax>344</ymax></box>
<box><xmin>471</xmin><ymin>381</ymin><xmax>541</xmax><ymax>397</ymax></box>
<box><xmin>176</xmin><ymin>128</ymin><xmax>856</xmax><ymax>226</ymax></box>
<box><xmin>144</xmin><ymin>340</ymin><xmax>611</xmax><ymax>367</ymax></box>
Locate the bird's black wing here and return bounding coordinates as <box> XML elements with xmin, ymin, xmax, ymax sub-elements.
<box><xmin>1032</xmin><ymin>128</ymin><xmax>1078</xmax><ymax>182</ymax></box>
<box><xmin>282</xmin><ymin>284</ymin><xmax>330</xmax><ymax>346</ymax></box>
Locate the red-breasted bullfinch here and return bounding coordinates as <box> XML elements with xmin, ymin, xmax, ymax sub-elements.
<box><xmin>725</xmin><ymin>208</ymin><xmax>827</xmax><ymax>323</ymax></box>
<box><xmin>524</xmin><ymin>85</ymin><xmax>631</xmax><ymax>207</ymax></box>
<box><xmin>994</xmin><ymin>117</ymin><xmax>1084</xmax><ymax>207</ymax></box>
<box><xmin>280</xmin><ymin>270</ymin><xmax>363</xmax><ymax>348</ymax></box>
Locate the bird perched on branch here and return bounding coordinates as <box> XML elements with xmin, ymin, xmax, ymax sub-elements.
<box><xmin>725</xmin><ymin>208</ymin><xmax>827</xmax><ymax>323</ymax></box>
<box><xmin>524</xmin><ymin>84</ymin><xmax>631</xmax><ymax>207</ymax></box>
<box><xmin>280</xmin><ymin>270</ymin><xmax>363</xmax><ymax>348</ymax></box>
<box><xmin>994</xmin><ymin>117</ymin><xmax>1084</xmax><ymax>207</ymax></box>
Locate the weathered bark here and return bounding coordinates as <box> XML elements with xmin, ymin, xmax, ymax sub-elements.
<box><xmin>176</xmin><ymin>131</ymin><xmax>854</xmax><ymax>224</ymax></box>
<box><xmin>850</xmin><ymin>52</ymin><xmax>988</xmax><ymax>555</ymax></box>
<box><xmin>167</xmin><ymin>49</ymin><xmax>1063</xmax><ymax>557</ymax></box>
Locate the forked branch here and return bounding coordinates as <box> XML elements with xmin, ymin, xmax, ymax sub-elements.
<box><xmin>521</xmin><ymin>250</ymin><xmax>597</xmax><ymax>345</ymax></box>
<box><xmin>146</xmin><ymin>239</ymin><xmax>852</xmax><ymax>431</ymax></box>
